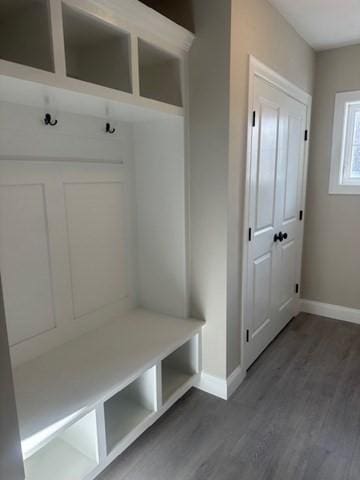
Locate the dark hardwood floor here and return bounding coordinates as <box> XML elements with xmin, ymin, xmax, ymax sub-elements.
<box><xmin>98</xmin><ymin>313</ymin><xmax>360</xmax><ymax>480</ymax></box>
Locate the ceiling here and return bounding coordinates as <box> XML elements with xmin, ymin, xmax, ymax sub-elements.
<box><xmin>268</xmin><ymin>0</ymin><xmax>360</xmax><ymax>51</ymax></box>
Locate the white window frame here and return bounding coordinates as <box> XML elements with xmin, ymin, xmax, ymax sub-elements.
<box><xmin>329</xmin><ymin>90</ymin><xmax>360</xmax><ymax>194</ymax></box>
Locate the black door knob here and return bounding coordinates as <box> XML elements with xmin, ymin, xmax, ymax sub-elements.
<box><xmin>274</xmin><ymin>231</ymin><xmax>288</xmax><ymax>243</ymax></box>
<box><xmin>274</xmin><ymin>232</ymin><xmax>284</xmax><ymax>242</ymax></box>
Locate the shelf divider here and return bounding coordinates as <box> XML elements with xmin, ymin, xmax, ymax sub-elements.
<box><xmin>49</xmin><ymin>0</ymin><xmax>67</xmax><ymax>77</ymax></box>
<box><xmin>130</xmin><ymin>34</ymin><xmax>140</xmax><ymax>97</ymax></box>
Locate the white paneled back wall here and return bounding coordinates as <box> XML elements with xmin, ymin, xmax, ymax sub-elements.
<box><xmin>133</xmin><ymin>119</ymin><xmax>188</xmax><ymax>318</ymax></box>
<box><xmin>0</xmin><ymin>102</ymin><xmax>132</xmax><ymax>162</ymax></box>
<box><xmin>0</xmin><ymin>101</ymin><xmax>189</xmax><ymax>367</ymax></box>
<box><xmin>0</xmin><ymin>102</ymin><xmax>136</xmax><ymax>366</ymax></box>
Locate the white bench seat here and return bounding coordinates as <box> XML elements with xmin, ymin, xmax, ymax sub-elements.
<box><xmin>13</xmin><ymin>309</ymin><xmax>203</xmax><ymax>459</ymax></box>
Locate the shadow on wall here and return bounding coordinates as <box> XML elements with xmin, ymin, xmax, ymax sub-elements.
<box><xmin>138</xmin><ymin>0</ymin><xmax>195</xmax><ymax>32</ymax></box>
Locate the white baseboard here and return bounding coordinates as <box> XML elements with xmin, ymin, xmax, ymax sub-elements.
<box><xmin>197</xmin><ymin>372</ymin><xmax>227</xmax><ymax>400</ymax></box>
<box><xmin>227</xmin><ymin>366</ymin><xmax>246</xmax><ymax>398</ymax></box>
<box><xmin>196</xmin><ymin>365</ymin><xmax>246</xmax><ymax>400</ymax></box>
<box><xmin>300</xmin><ymin>299</ymin><xmax>360</xmax><ymax>325</ymax></box>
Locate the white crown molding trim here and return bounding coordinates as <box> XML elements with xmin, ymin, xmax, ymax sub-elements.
<box><xmin>300</xmin><ymin>299</ymin><xmax>360</xmax><ymax>326</ymax></box>
<box><xmin>90</xmin><ymin>0</ymin><xmax>195</xmax><ymax>52</ymax></box>
<box><xmin>196</xmin><ymin>366</ymin><xmax>246</xmax><ymax>400</ymax></box>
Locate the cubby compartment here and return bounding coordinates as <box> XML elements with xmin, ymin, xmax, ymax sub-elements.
<box><xmin>104</xmin><ymin>367</ymin><xmax>156</xmax><ymax>454</ymax></box>
<box><xmin>62</xmin><ymin>3</ymin><xmax>132</xmax><ymax>92</ymax></box>
<box><xmin>138</xmin><ymin>39</ymin><xmax>183</xmax><ymax>106</ymax></box>
<box><xmin>24</xmin><ymin>410</ymin><xmax>99</xmax><ymax>480</ymax></box>
<box><xmin>0</xmin><ymin>0</ymin><xmax>54</xmax><ymax>71</ymax></box>
<box><xmin>162</xmin><ymin>337</ymin><xmax>198</xmax><ymax>403</ymax></box>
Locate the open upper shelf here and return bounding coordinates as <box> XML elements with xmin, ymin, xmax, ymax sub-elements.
<box><xmin>0</xmin><ymin>0</ymin><xmax>194</xmax><ymax>118</ymax></box>
<box><xmin>13</xmin><ymin>309</ymin><xmax>202</xmax><ymax>455</ymax></box>
<box><xmin>139</xmin><ymin>39</ymin><xmax>183</xmax><ymax>107</ymax></box>
<box><xmin>0</xmin><ymin>0</ymin><xmax>54</xmax><ymax>71</ymax></box>
<box><xmin>62</xmin><ymin>4</ymin><xmax>132</xmax><ymax>93</ymax></box>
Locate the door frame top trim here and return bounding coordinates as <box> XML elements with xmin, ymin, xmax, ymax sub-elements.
<box><xmin>249</xmin><ymin>56</ymin><xmax>312</xmax><ymax>106</ymax></box>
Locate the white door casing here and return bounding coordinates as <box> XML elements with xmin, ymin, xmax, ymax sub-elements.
<box><xmin>243</xmin><ymin>58</ymin><xmax>311</xmax><ymax>369</ymax></box>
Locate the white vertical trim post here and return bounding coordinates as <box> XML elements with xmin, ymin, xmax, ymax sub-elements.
<box><xmin>130</xmin><ymin>34</ymin><xmax>140</xmax><ymax>97</ymax></box>
<box><xmin>49</xmin><ymin>0</ymin><xmax>67</xmax><ymax>78</ymax></box>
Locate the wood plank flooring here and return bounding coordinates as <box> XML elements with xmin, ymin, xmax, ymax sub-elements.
<box><xmin>98</xmin><ymin>313</ymin><xmax>360</xmax><ymax>480</ymax></box>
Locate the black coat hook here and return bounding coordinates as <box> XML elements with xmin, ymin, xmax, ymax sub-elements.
<box><xmin>44</xmin><ymin>113</ymin><xmax>58</xmax><ymax>126</ymax></box>
<box><xmin>106</xmin><ymin>122</ymin><xmax>116</xmax><ymax>134</ymax></box>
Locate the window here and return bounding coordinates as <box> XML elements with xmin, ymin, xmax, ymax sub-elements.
<box><xmin>329</xmin><ymin>91</ymin><xmax>360</xmax><ymax>194</ymax></box>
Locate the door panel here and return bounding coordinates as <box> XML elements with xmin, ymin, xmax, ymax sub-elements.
<box><xmin>278</xmin><ymin>239</ymin><xmax>297</xmax><ymax>308</ymax></box>
<box><xmin>255</xmin><ymin>104</ymin><xmax>279</xmax><ymax>230</ymax></box>
<box><xmin>283</xmin><ymin>115</ymin><xmax>302</xmax><ymax>221</ymax></box>
<box><xmin>252</xmin><ymin>253</ymin><xmax>272</xmax><ymax>334</ymax></box>
<box><xmin>245</xmin><ymin>75</ymin><xmax>307</xmax><ymax>369</ymax></box>
<box><xmin>274</xmin><ymin>99</ymin><xmax>306</xmax><ymax>330</ymax></box>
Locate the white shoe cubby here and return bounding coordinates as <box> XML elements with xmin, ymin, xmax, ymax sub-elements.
<box><xmin>0</xmin><ymin>0</ymin><xmax>54</xmax><ymax>71</ymax></box>
<box><xmin>162</xmin><ymin>336</ymin><xmax>198</xmax><ymax>404</ymax></box>
<box><xmin>104</xmin><ymin>367</ymin><xmax>157</xmax><ymax>454</ymax></box>
<box><xmin>24</xmin><ymin>410</ymin><xmax>99</xmax><ymax>480</ymax></box>
<box><xmin>12</xmin><ymin>311</ymin><xmax>201</xmax><ymax>480</ymax></box>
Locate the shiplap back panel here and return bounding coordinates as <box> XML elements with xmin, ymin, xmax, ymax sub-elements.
<box><xmin>0</xmin><ymin>184</ymin><xmax>56</xmax><ymax>346</ymax></box>
<box><xmin>64</xmin><ymin>181</ymin><xmax>128</xmax><ymax>319</ymax></box>
<box><xmin>0</xmin><ymin>102</ymin><xmax>131</xmax><ymax>163</ymax></box>
<box><xmin>0</xmin><ymin>102</ymin><xmax>135</xmax><ymax>365</ymax></box>
<box><xmin>133</xmin><ymin>118</ymin><xmax>188</xmax><ymax>318</ymax></box>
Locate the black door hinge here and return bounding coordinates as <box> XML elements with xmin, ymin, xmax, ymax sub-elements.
<box><xmin>248</xmin><ymin>228</ymin><xmax>252</xmax><ymax>241</ymax></box>
<box><xmin>252</xmin><ymin>111</ymin><xmax>256</xmax><ymax>127</ymax></box>
<box><xmin>304</xmin><ymin>130</ymin><xmax>308</xmax><ymax>141</ymax></box>
<box><xmin>299</xmin><ymin>210</ymin><xmax>304</xmax><ymax>221</ymax></box>
<box><xmin>246</xmin><ymin>329</ymin><xmax>250</xmax><ymax>343</ymax></box>
<box><xmin>295</xmin><ymin>284</ymin><xmax>299</xmax><ymax>294</ymax></box>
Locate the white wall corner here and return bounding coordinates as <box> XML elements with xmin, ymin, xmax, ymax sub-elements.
<box><xmin>300</xmin><ymin>299</ymin><xmax>360</xmax><ymax>325</ymax></box>
<box><xmin>196</xmin><ymin>366</ymin><xmax>245</xmax><ymax>400</ymax></box>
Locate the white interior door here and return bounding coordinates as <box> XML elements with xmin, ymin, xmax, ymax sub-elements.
<box><xmin>245</xmin><ymin>75</ymin><xmax>307</xmax><ymax>369</ymax></box>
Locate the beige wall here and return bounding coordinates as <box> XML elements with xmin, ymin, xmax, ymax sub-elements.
<box><xmin>189</xmin><ymin>0</ymin><xmax>315</xmax><ymax>380</ymax></box>
<box><xmin>302</xmin><ymin>44</ymin><xmax>360</xmax><ymax>309</ymax></box>
<box><xmin>189</xmin><ymin>0</ymin><xmax>232</xmax><ymax>378</ymax></box>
